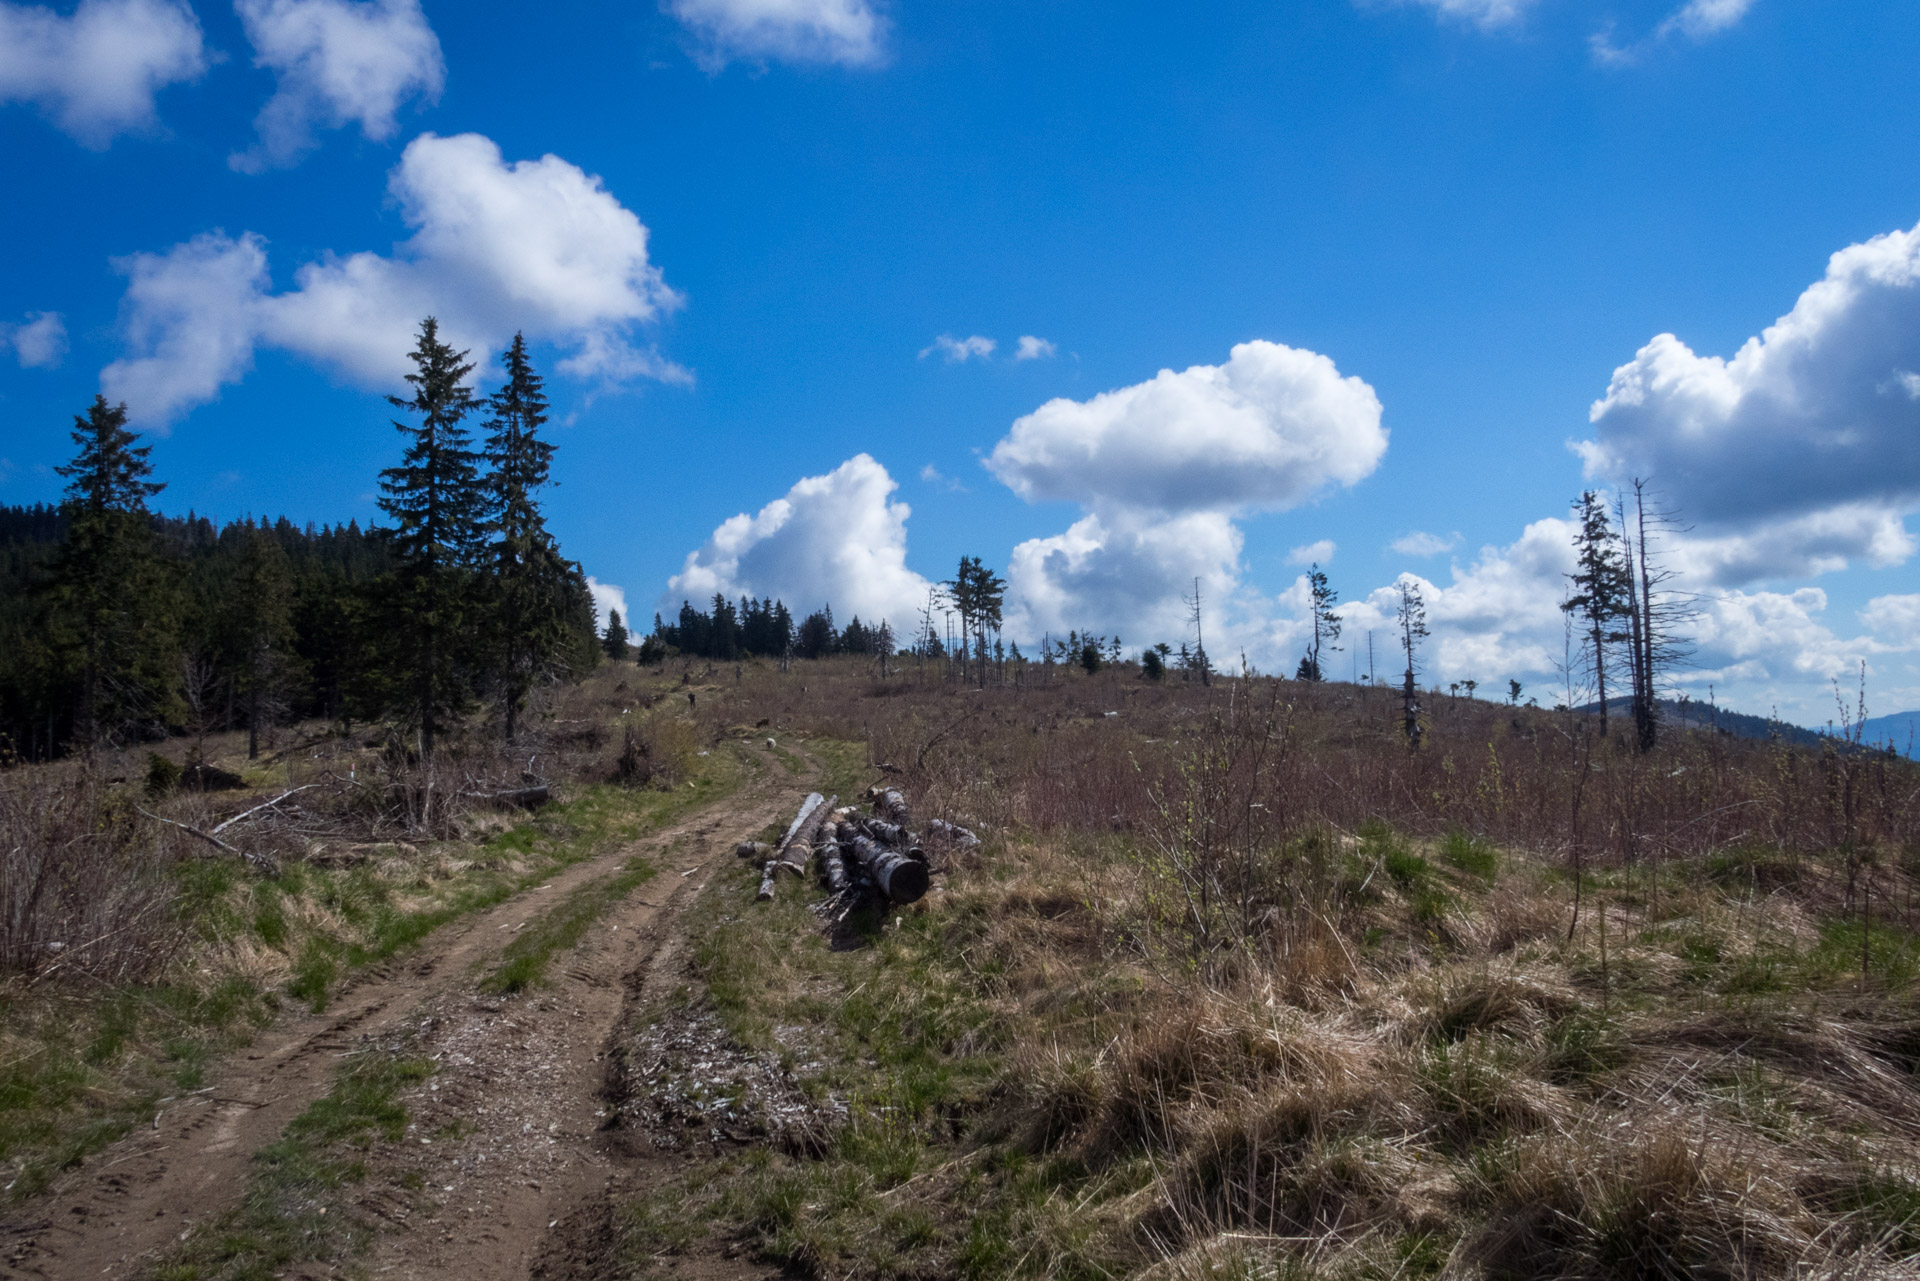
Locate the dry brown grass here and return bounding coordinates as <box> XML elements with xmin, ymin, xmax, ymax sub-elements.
<box><xmin>622</xmin><ymin>656</ymin><xmax>1920</xmax><ymax>1280</ymax></box>
<box><xmin>0</xmin><ymin>772</ymin><xmax>185</xmax><ymax>985</ymax></box>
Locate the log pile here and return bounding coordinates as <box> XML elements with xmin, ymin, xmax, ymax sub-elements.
<box><xmin>752</xmin><ymin>785</ymin><xmax>981</xmax><ymax>907</ymax></box>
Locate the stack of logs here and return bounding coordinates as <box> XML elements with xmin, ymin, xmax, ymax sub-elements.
<box><xmin>740</xmin><ymin>786</ymin><xmax>980</xmax><ymax>906</ymax></box>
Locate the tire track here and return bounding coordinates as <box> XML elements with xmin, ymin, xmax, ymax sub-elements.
<box><xmin>0</xmin><ymin>744</ymin><xmax>809</xmax><ymax>1281</ymax></box>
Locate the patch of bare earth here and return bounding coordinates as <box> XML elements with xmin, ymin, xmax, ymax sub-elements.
<box><xmin>527</xmin><ymin>917</ymin><xmax>840</xmax><ymax>1280</ymax></box>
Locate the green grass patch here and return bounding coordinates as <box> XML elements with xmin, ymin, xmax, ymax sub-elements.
<box><xmin>613</xmin><ymin>816</ymin><xmax>1128</xmax><ymax>1281</ymax></box>
<box><xmin>150</xmin><ymin>1040</ymin><xmax>431</xmax><ymax>1281</ymax></box>
<box><xmin>1440</xmin><ymin>828</ymin><xmax>1500</xmax><ymax>879</ymax></box>
<box><xmin>483</xmin><ymin>855</ymin><xmax>659</xmax><ymax>994</ymax></box>
<box><xmin>282</xmin><ymin>754</ymin><xmax>750</xmax><ymax>1011</ymax></box>
<box><xmin>0</xmin><ymin>979</ymin><xmax>271</xmax><ymax>1201</ymax></box>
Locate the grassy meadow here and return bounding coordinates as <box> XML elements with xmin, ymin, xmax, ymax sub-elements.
<box><xmin>614</xmin><ymin>654</ymin><xmax>1920</xmax><ymax>1280</ymax></box>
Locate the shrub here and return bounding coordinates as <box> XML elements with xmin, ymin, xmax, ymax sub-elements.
<box><xmin>0</xmin><ymin>777</ymin><xmax>181</xmax><ymax>983</ymax></box>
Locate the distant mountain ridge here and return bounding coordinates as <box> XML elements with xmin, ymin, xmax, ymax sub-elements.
<box><xmin>1860</xmin><ymin>711</ymin><xmax>1920</xmax><ymax>759</ymax></box>
<box><xmin>1573</xmin><ymin>697</ymin><xmax>1918</xmax><ymax>757</ymax></box>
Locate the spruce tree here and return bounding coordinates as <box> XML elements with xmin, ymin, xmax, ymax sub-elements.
<box><xmin>1297</xmin><ymin>563</ymin><xmax>1342</xmax><ymax>681</ymax></box>
<box><xmin>48</xmin><ymin>396</ymin><xmax>176</xmax><ymax>755</ymax></box>
<box><xmin>1562</xmin><ymin>491</ymin><xmax>1631</xmax><ymax>737</ymax></box>
<box><xmin>603</xmin><ymin>608</ymin><xmax>630</xmax><ymax>660</ymax></box>
<box><xmin>480</xmin><ymin>334</ymin><xmax>578</xmax><ymax>741</ymax></box>
<box><xmin>378</xmin><ymin>318</ymin><xmax>484</xmax><ymax>759</ymax></box>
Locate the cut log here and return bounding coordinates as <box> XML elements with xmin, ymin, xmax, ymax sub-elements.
<box><xmin>871</xmin><ymin>788</ymin><xmax>911</xmax><ymax>825</ymax></box>
<box><xmin>847</xmin><ymin>834</ymin><xmax>930</xmax><ymax>904</ymax></box>
<box><xmin>926</xmin><ymin>818</ymin><xmax>981</xmax><ymax>852</ymax></box>
<box><xmin>777</xmin><ymin>793</ymin><xmax>838</xmax><ymax>875</ymax></box>
<box><xmin>860</xmin><ymin>817</ymin><xmax>913</xmax><ymax>848</ymax></box>
<box><xmin>859</xmin><ymin>819</ymin><xmax>926</xmax><ymax>870</ymax></box>
<box><xmin>736</xmin><ymin>840</ymin><xmax>772</xmax><ymax>860</ymax></box>
<box><xmin>757</xmin><ymin>859</ymin><xmax>779</xmax><ymax>901</ymax></box>
<box><xmin>819</xmin><ymin>833</ymin><xmax>850</xmax><ymax>894</ymax></box>
<box><xmin>776</xmin><ymin>793</ymin><xmax>828</xmax><ymax>855</ymax></box>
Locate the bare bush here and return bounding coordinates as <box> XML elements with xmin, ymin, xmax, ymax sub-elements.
<box><xmin>0</xmin><ymin>775</ymin><xmax>182</xmax><ymax>984</ymax></box>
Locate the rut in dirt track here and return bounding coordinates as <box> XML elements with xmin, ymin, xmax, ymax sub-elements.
<box><xmin>0</xmin><ymin>745</ymin><xmax>815</xmax><ymax>1281</ymax></box>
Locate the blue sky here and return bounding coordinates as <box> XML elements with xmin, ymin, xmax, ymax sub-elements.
<box><xmin>3</xmin><ymin>0</ymin><xmax>1918</xmax><ymax>724</ymax></box>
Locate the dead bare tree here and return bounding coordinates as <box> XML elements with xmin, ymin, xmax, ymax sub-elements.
<box><xmin>1185</xmin><ymin>577</ymin><xmax>1211</xmax><ymax>687</ymax></box>
<box><xmin>1397</xmin><ymin>579</ymin><xmax>1428</xmax><ymax>748</ymax></box>
<box><xmin>1617</xmin><ymin>479</ymin><xmax>1693</xmax><ymax>753</ymax></box>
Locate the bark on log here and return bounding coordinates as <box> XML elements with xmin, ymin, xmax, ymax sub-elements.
<box><xmin>847</xmin><ymin>833</ymin><xmax>930</xmax><ymax>904</ymax></box>
<box><xmin>820</xmin><ymin>832</ymin><xmax>850</xmax><ymax>894</ymax></box>
<box><xmin>860</xmin><ymin>817</ymin><xmax>912</xmax><ymax>848</ymax></box>
<box><xmin>778</xmin><ymin>793</ymin><xmax>838</xmax><ymax>875</ymax></box>
<box><xmin>925</xmin><ymin>818</ymin><xmax>981</xmax><ymax>851</ymax></box>
<box><xmin>859</xmin><ymin>818</ymin><xmax>926</xmax><ymax>868</ymax></box>
<box><xmin>757</xmin><ymin>859</ymin><xmax>779</xmax><ymax>901</ymax></box>
<box><xmin>736</xmin><ymin>840</ymin><xmax>772</xmax><ymax>860</ymax></box>
<box><xmin>870</xmin><ymin>788</ymin><xmax>911</xmax><ymax>825</ymax></box>
<box><xmin>776</xmin><ymin>793</ymin><xmax>828</xmax><ymax>856</ymax></box>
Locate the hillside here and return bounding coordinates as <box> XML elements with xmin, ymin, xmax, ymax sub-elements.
<box><xmin>5</xmin><ymin>659</ymin><xmax>1920</xmax><ymax>1281</ymax></box>
<box><xmin>1862</xmin><ymin>711</ymin><xmax>1920</xmax><ymax>759</ymax></box>
<box><xmin>1578</xmin><ymin>695</ymin><xmax>1825</xmax><ymax>747</ymax></box>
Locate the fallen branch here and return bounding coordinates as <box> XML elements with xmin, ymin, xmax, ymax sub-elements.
<box><xmin>210</xmin><ymin>784</ymin><xmax>319</xmax><ymax>836</ymax></box>
<box><xmin>137</xmin><ymin>807</ymin><xmax>280</xmax><ymax>878</ymax></box>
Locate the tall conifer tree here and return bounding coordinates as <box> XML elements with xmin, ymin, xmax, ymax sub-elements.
<box><xmin>480</xmin><ymin>333</ymin><xmax>579</xmax><ymax>740</ymax></box>
<box><xmin>1296</xmin><ymin>564</ymin><xmax>1342</xmax><ymax>681</ymax></box>
<box><xmin>1562</xmin><ymin>490</ymin><xmax>1631</xmax><ymax>737</ymax></box>
<box><xmin>48</xmin><ymin>396</ymin><xmax>175</xmax><ymax>755</ymax></box>
<box><xmin>223</xmin><ymin>524</ymin><xmax>296</xmax><ymax>759</ymax></box>
<box><xmin>378</xmin><ymin>318</ymin><xmax>483</xmax><ymax>759</ymax></box>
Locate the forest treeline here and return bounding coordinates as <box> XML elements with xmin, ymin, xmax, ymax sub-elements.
<box><xmin>642</xmin><ymin>597</ymin><xmax>894</xmax><ymax>663</ymax></box>
<box><xmin>0</xmin><ymin>321</ymin><xmax>600</xmax><ymax>763</ymax></box>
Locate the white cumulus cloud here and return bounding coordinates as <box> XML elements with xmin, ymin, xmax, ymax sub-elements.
<box><xmin>1287</xmin><ymin>539</ymin><xmax>1336</xmax><ymax>567</ymax></box>
<box><xmin>1390</xmin><ymin>530</ymin><xmax>1460</xmax><ymax>557</ymax></box>
<box><xmin>1579</xmin><ymin>219</ymin><xmax>1920</xmax><ymax>583</ymax></box>
<box><xmin>7</xmin><ymin>311</ymin><xmax>68</xmax><ymax>368</ymax></box>
<box><xmin>103</xmin><ymin>232</ymin><xmax>271</xmax><ymax>422</ymax></box>
<box><xmin>1592</xmin><ymin>0</ymin><xmax>1754</xmax><ymax>63</ymax></box>
<box><xmin>991</xmin><ymin>340</ymin><xmax>1385</xmax><ymax>651</ymax></box>
<box><xmin>587</xmin><ymin>577</ymin><xmax>629</xmax><ymax>635</ymax></box>
<box><xmin>666</xmin><ymin>454</ymin><xmax>933</xmax><ymax>632</ymax></box>
<box><xmin>1657</xmin><ymin>0</ymin><xmax>1755</xmax><ymax>40</ymax></box>
<box><xmin>0</xmin><ymin>0</ymin><xmax>205</xmax><ymax>146</ymax></box>
<box><xmin>1014</xmin><ymin>335</ymin><xmax>1057</xmax><ymax>362</ymax></box>
<box><xmin>989</xmin><ymin>340</ymin><xmax>1386</xmax><ymax>515</ymax></box>
<box><xmin>920</xmin><ymin>334</ymin><xmax>995</xmax><ymax>364</ymax></box>
<box><xmin>1386</xmin><ymin>0</ymin><xmax>1537</xmax><ymax>31</ymax></box>
<box><xmin>667</xmin><ymin>0</ymin><xmax>884</xmax><ymax>69</ymax></box>
<box><xmin>232</xmin><ymin>0</ymin><xmax>445</xmax><ymax>172</ymax></box>
<box><xmin>1006</xmin><ymin>509</ymin><xmax>1244</xmax><ymax>645</ymax></box>
<box><xmin>102</xmin><ymin>132</ymin><xmax>685</xmax><ymax>425</ymax></box>
<box><xmin>1863</xmin><ymin>595</ymin><xmax>1920</xmax><ymax>650</ymax></box>
<box><xmin>1345</xmin><ymin>521</ymin><xmax>1579</xmax><ymax>686</ymax></box>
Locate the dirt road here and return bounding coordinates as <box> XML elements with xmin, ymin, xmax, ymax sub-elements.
<box><xmin>1</xmin><ymin>747</ymin><xmax>813</xmax><ymax>1280</ymax></box>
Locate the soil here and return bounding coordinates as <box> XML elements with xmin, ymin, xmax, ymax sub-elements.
<box><xmin>0</xmin><ymin>745</ymin><xmax>819</xmax><ymax>1281</ymax></box>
